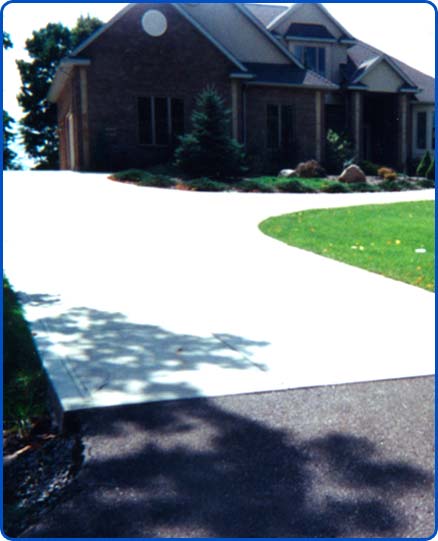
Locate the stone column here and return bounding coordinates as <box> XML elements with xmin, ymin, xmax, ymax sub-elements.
<box><xmin>398</xmin><ymin>94</ymin><xmax>408</xmax><ymax>172</ymax></box>
<box><xmin>231</xmin><ymin>79</ymin><xmax>241</xmax><ymax>141</ymax></box>
<box><xmin>353</xmin><ymin>91</ymin><xmax>363</xmax><ymax>161</ymax></box>
<box><xmin>79</xmin><ymin>66</ymin><xmax>90</xmax><ymax>171</ymax></box>
<box><xmin>315</xmin><ymin>91</ymin><xmax>324</xmax><ymax>162</ymax></box>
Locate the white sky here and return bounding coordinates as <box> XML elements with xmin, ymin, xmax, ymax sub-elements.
<box><xmin>2</xmin><ymin>2</ymin><xmax>436</xmax><ymax>167</ymax></box>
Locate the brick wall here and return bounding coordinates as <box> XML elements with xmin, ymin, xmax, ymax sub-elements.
<box><xmin>78</xmin><ymin>3</ymin><xmax>236</xmax><ymax>171</ymax></box>
<box><xmin>244</xmin><ymin>85</ymin><xmax>318</xmax><ymax>172</ymax></box>
<box><xmin>57</xmin><ymin>71</ymin><xmax>85</xmax><ymax>170</ymax></box>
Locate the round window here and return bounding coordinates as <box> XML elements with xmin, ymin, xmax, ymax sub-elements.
<box><xmin>141</xmin><ymin>10</ymin><xmax>168</xmax><ymax>37</ymax></box>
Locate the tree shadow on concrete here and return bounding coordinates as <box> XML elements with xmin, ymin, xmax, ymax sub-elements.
<box><xmin>24</xmin><ymin>396</ymin><xmax>433</xmax><ymax>538</ymax></box>
<box><xmin>23</xmin><ymin>294</ymin><xmax>270</xmax><ymax>409</ymax></box>
<box><xmin>18</xmin><ymin>293</ymin><xmax>434</xmax><ymax>538</ymax></box>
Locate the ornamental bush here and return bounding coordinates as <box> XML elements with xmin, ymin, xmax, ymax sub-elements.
<box><xmin>174</xmin><ymin>87</ymin><xmax>246</xmax><ymax>180</ymax></box>
<box><xmin>416</xmin><ymin>151</ymin><xmax>432</xmax><ymax>178</ymax></box>
<box><xmin>325</xmin><ymin>129</ymin><xmax>355</xmax><ymax>173</ymax></box>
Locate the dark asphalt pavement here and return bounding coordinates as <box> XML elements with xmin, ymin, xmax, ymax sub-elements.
<box><xmin>22</xmin><ymin>376</ymin><xmax>435</xmax><ymax>538</ymax></box>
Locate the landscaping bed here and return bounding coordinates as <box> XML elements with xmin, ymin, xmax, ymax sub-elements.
<box><xmin>3</xmin><ymin>278</ymin><xmax>82</xmax><ymax>537</ymax></box>
<box><xmin>109</xmin><ymin>168</ymin><xmax>434</xmax><ymax>194</ymax></box>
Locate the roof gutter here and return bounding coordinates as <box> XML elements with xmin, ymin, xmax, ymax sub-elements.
<box><xmin>48</xmin><ymin>58</ymin><xmax>91</xmax><ymax>103</ymax></box>
<box><xmin>245</xmin><ymin>80</ymin><xmax>339</xmax><ymax>91</ymax></box>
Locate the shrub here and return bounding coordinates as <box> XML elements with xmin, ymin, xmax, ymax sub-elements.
<box><xmin>358</xmin><ymin>160</ymin><xmax>379</xmax><ymax>176</ymax></box>
<box><xmin>416</xmin><ymin>151</ymin><xmax>432</xmax><ymax>178</ymax></box>
<box><xmin>380</xmin><ymin>179</ymin><xmax>415</xmax><ymax>192</ymax></box>
<box><xmin>377</xmin><ymin>167</ymin><xmax>397</xmax><ymax>180</ymax></box>
<box><xmin>174</xmin><ymin>87</ymin><xmax>246</xmax><ymax>179</ymax></box>
<box><xmin>346</xmin><ymin>182</ymin><xmax>378</xmax><ymax>193</ymax></box>
<box><xmin>295</xmin><ymin>159</ymin><xmax>326</xmax><ymax>178</ymax></box>
<box><xmin>325</xmin><ymin>129</ymin><xmax>355</xmax><ymax>173</ymax></box>
<box><xmin>138</xmin><ymin>174</ymin><xmax>175</xmax><ymax>188</ymax></box>
<box><xmin>183</xmin><ymin>178</ymin><xmax>229</xmax><ymax>192</ymax></box>
<box><xmin>418</xmin><ymin>177</ymin><xmax>435</xmax><ymax>189</ymax></box>
<box><xmin>276</xmin><ymin>179</ymin><xmax>316</xmax><ymax>193</ymax></box>
<box><xmin>425</xmin><ymin>156</ymin><xmax>435</xmax><ymax>180</ymax></box>
<box><xmin>321</xmin><ymin>181</ymin><xmax>350</xmax><ymax>193</ymax></box>
<box><xmin>110</xmin><ymin>169</ymin><xmax>147</xmax><ymax>182</ymax></box>
<box><xmin>235</xmin><ymin>179</ymin><xmax>274</xmax><ymax>193</ymax></box>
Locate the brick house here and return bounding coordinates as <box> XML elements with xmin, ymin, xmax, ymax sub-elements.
<box><xmin>48</xmin><ymin>3</ymin><xmax>435</xmax><ymax>172</ymax></box>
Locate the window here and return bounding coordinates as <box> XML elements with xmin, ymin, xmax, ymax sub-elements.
<box><xmin>294</xmin><ymin>46</ymin><xmax>326</xmax><ymax>76</ymax></box>
<box><xmin>267</xmin><ymin>104</ymin><xmax>294</xmax><ymax>150</ymax></box>
<box><xmin>431</xmin><ymin>112</ymin><xmax>435</xmax><ymax>150</ymax></box>
<box><xmin>138</xmin><ymin>97</ymin><xmax>184</xmax><ymax>145</ymax></box>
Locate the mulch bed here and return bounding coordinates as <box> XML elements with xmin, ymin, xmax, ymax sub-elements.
<box><xmin>3</xmin><ymin>419</ymin><xmax>83</xmax><ymax>537</ymax></box>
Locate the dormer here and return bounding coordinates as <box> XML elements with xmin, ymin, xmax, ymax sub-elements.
<box><xmin>268</xmin><ymin>3</ymin><xmax>356</xmax><ymax>83</ymax></box>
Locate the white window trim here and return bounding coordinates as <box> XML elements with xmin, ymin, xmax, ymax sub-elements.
<box><xmin>290</xmin><ymin>43</ymin><xmax>327</xmax><ymax>77</ymax></box>
<box><xmin>412</xmin><ymin>106</ymin><xmax>435</xmax><ymax>158</ymax></box>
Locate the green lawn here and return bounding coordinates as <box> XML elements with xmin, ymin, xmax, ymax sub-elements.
<box><xmin>259</xmin><ymin>201</ymin><xmax>435</xmax><ymax>291</ymax></box>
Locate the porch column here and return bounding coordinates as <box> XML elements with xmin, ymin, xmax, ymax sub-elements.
<box><xmin>352</xmin><ymin>91</ymin><xmax>363</xmax><ymax>160</ymax></box>
<box><xmin>231</xmin><ymin>79</ymin><xmax>241</xmax><ymax>141</ymax></box>
<box><xmin>315</xmin><ymin>91</ymin><xmax>325</xmax><ymax>162</ymax></box>
<box><xmin>398</xmin><ymin>94</ymin><xmax>408</xmax><ymax>172</ymax></box>
<box><xmin>79</xmin><ymin>66</ymin><xmax>90</xmax><ymax>170</ymax></box>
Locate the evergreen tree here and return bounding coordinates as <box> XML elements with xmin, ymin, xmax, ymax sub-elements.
<box><xmin>174</xmin><ymin>87</ymin><xmax>246</xmax><ymax>179</ymax></box>
<box><xmin>3</xmin><ymin>32</ymin><xmax>20</xmax><ymax>170</ymax></box>
<box><xmin>3</xmin><ymin>32</ymin><xmax>12</xmax><ymax>50</ymax></box>
<box><xmin>3</xmin><ymin>111</ymin><xmax>19</xmax><ymax>170</ymax></box>
<box><xmin>17</xmin><ymin>16</ymin><xmax>102</xmax><ymax>169</ymax></box>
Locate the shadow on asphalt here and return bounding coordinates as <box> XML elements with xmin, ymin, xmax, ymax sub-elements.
<box><xmin>25</xmin><ymin>395</ymin><xmax>433</xmax><ymax>538</ymax></box>
<box><xmin>17</xmin><ymin>294</ymin><xmax>434</xmax><ymax>537</ymax></box>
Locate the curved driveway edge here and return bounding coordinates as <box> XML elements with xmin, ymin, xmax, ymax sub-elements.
<box><xmin>3</xmin><ymin>171</ymin><xmax>435</xmax><ymax>413</ymax></box>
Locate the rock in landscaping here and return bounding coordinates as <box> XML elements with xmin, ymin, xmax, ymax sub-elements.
<box><xmin>339</xmin><ymin>164</ymin><xmax>366</xmax><ymax>183</ymax></box>
<box><xmin>278</xmin><ymin>169</ymin><xmax>296</xmax><ymax>178</ymax></box>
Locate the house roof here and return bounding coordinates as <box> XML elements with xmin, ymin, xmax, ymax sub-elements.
<box><xmin>285</xmin><ymin>23</ymin><xmax>336</xmax><ymax>41</ymax></box>
<box><xmin>350</xmin><ymin>54</ymin><xmax>417</xmax><ymax>88</ymax></box>
<box><xmin>243</xmin><ymin>62</ymin><xmax>338</xmax><ymax>89</ymax></box>
<box><xmin>348</xmin><ymin>41</ymin><xmax>435</xmax><ymax>103</ymax></box>
<box><xmin>179</xmin><ymin>3</ymin><xmax>303</xmax><ymax>67</ymax></box>
<box><xmin>267</xmin><ymin>3</ymin><xmax>356</xmax><ymax>42</ymax></box>
<box><xmin>245</xmin><ymin>4</ymin><xmax>288</xmax><ymax>27</ymax></box>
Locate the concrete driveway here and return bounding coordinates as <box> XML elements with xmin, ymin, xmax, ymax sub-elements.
<box><xmin>3</xmin><ymin>171</ymin><xmax>435</xmax><ymax>414</ymax></box>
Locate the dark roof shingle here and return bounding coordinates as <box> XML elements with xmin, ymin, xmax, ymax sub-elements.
<box><xmin>243</xmin><ymin>62</ymin><xmax>338</xmax><ymax>89</ymax></box>
<box><xmin>244</xmin><ymin>3</ymin><xmax>288</xmax><ymax>26</ymax></box>
<box><xmin>285</xmin><ymin>23</ymin><xmax>336</xmax><ymax>41</ymax></box>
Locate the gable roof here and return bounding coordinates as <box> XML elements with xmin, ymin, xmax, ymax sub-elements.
<box><xmin>180</xmin><ymin>3</ymin><xmax>303</xmax><ymax>67</ymax></box>
<box><xmin>71</xmin><ymin>3</ymin><xmax>302</xmax><ymax>68</ymax></box>
<box><xmin>348</xmin><ymin>41</ymin><xmax>434</xmax><ymax>103</ymax></box>
<box><xmin>245</xmin><ymin>4</ymin><xmax>288</xmax><ymax>27</ymax></box>
<box><xmin>267</xmin><ymin>3</ymin><xmax>356</xmax><ymax>42</ymax></box>
<box><xmin>350</xmin><ymin>54</ymin><xmax>417</xmax><ymax>88</ymax></box>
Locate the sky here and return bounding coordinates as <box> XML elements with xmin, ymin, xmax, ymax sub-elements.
<box><xmin>2</xmin><ymin>2</ymin><xmax>436</xmax><ymax>168</ymax></box>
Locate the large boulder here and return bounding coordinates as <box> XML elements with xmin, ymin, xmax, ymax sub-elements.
<box><xmin>339</xmin><ymin>164</ymin><xmax>366</xmax><ymax>184</ymax></box>
<box><xmin>278</xmin><ymin>169</ymin><xmax>296</xmax><ymax>178</ymax></box>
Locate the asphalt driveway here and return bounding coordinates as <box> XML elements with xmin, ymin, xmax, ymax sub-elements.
<box><xmin>3</xmin><ymin>171</ymin><xmax>435</xmax><ymax>413</ymax></box>
<box><xmin>21</xmin><ymin>376</ymin><xmax>435</xmax><ymax>538</ymax></box>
